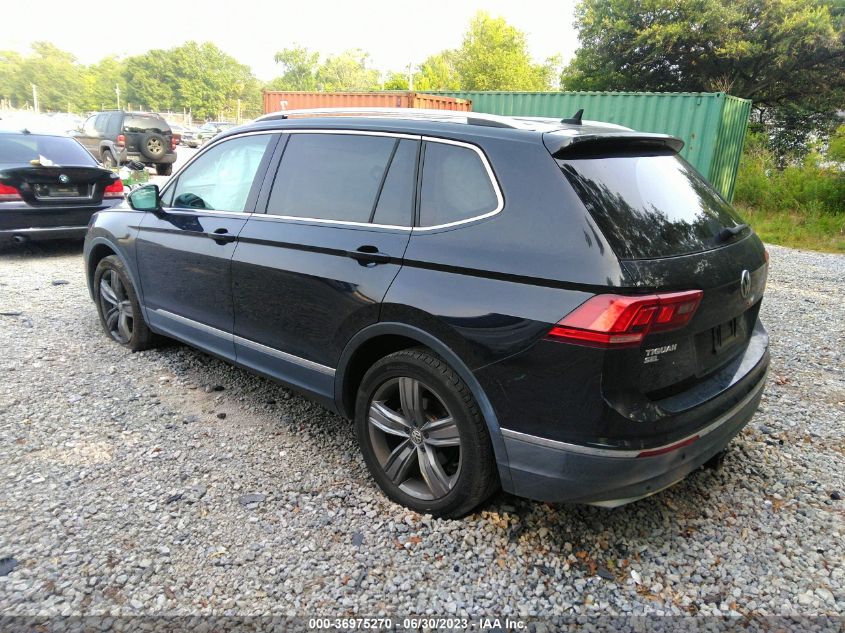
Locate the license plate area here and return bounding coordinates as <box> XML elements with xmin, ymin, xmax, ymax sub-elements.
<box><xmin>34</xmin><ymin>184</ymin><xmax>90</xmax><ymax>199</ymax></box>
<box><xmin>712</xmin><ymin>317</ymin><xmax>740</xmax><ymax>353</ymax></box>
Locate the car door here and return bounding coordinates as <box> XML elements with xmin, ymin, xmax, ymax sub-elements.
<box><xmin>137</xmin><ymin>132</ymin><xmax>279</xmax><ymax>359</ymax></box>
<box><xmin>76</xmin><ymin>114</ymin><xmax>102</xmax><ymax>155</ymax></box>
<box><xmin>232</xmin><ymin>131</ymin><xmax>417</xmax><ymax>400</ymax></box>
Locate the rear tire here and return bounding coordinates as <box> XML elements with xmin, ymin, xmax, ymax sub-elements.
<box><xmin>101</xmin><ymin>150</ymin><xmax>117</xmax><ymax>169</ymax></box>
<box><xmin>155</xmin><ymin>163</ymin><xmax>172</xmax><ymax>176</ymax></box>
<box><xmin>94</xmin><ymin>255</ymin><xmax>158</xmax><ymax>351</ymax></box>
<box><xmin>355</xmin><ymin>348</ymin><xmax>499</xmax><ymax>518</ymax></box>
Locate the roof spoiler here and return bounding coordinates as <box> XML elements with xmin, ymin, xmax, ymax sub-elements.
<box><xmin>543</xmin><ymin>131</ymin><xmax>684</xmax><ymax>156</ymax></box>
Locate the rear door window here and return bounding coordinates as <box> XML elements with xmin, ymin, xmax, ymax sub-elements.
<box><xmin>267</xmin><ymin>133</ymin><xmax>397</xmax><ymax>223</ymax></box>
<box><xmin>418</xmin><ymin>141</ymin><xmax>499</xmax><ymax>227</ymax></box>
<box><xmin>372</xmin><ymin>139</ymin><xmax>417</xmax><ymax>226</ymax></box>
<box><xmin>558</xmin><ymin>152</ymin><xmax>747</xmax><ymax>260</ymax></box>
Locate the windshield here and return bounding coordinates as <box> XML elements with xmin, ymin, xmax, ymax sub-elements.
<box><xmin>558</xmin><ymin>151</ymin><xmax>747</xmax><ymax>260</ymax></box>
<box><xmin>0</xmin><ymin>133</ymin><xmax>97</xmax><ymax>167</ymax></box>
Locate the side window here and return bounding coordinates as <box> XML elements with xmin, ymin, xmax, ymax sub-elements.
<box><xmin>170</xmin><ymin>134</ymin><xmax>272</xmax><ymax>212</ymax></box>
<box><xmin>267</xmin><ymin>133</ymin><xmax>396</xmax><ymax>223</ymax></box>
<box><xmin>419</xmin><ymin>142</ymin><xmax>499</xmax><ymax>227</ymax></box>
<box><xmin>82</xmin><ymin>115</ymin><xmax>98</xmax><ymax>136</ymax></box>
<box><xmin>94</xmin><ymin>114</ymin><xmax>109</xmax><ymax>133</ymax></box>
<box><xmin>372</xmin><ymin>139</ymin><xmax>417</xmax><ymax>226</ymax></box>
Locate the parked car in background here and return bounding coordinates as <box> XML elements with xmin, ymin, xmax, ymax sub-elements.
<box><xmin>168</xmin><ymin>123</ymin><xmax>201</xmax><ymax>147</ymax></box>
<box><xmin>75</xmin><ymin>111</ymin><xmax>177</xmax><ymax>175</ymax></box>
<box><xmin>194</xmin><ymin>121</ymin><xmax>236</xmax><ymax>146</ymax></box>
<box><xmin>0</xmin><ymin>128</ymin><xmax>124</xmax><ymax>244</ymax></box>
<box><xmin>84</xmin><ymin>109</ymin><xmax>769</xmax><ymax>517</ymax></box>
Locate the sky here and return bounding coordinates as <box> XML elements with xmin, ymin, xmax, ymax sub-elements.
<box><xmin>3</xmin><ymin>0</ymin><xmax>580</xmax><ymax>80</ymax></box>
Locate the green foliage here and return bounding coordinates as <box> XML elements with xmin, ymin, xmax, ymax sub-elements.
<box><xmin>315</xmin><ymin>49</ymin><xmax>380</xmax><ymax>91</ymax></box>
<box><xmin>829</xmin><ymin>124</ymin><xmax>845</xmax><ymax>163</ymax></box>
<box><xmin>0</xmin><ymin>42</ymin><xmax>84</xmax><ymax>111</ymax></box>
<box><xmin>382</xmin><ymin>72</ymin><xmax>410</xmax><ymax>91</ymax></box>
<box><xmin>1</xmin><ymin>41</ymin><xmax>261</xmax><ymax>120</ymax></box>
<box><xmin>735</xmin><ymin>131</ymin><xmax>845</xmax><ymax>215</ymax></box>
<box><xmin>563</xmin><ymin>0</ymin><xmax>845</xmax><ymax>110</ymax></box>
<box><xmin>452</xmin><ymin>12</ymin><xmax>556</xmax><ymax>91</ymax></box>
<box><xmin>268</xmin><ymin>47</ymin><xmax>380</xmax><ymax>92</ymax></box>
<box><xmin>269</xmin><ymin>45</ymin><xmax>319</xmax><ymax>91</ymax></box>
<box><xmin>734</xmin><ymin>132</ymin><xmax>845</xmax><ymax>252</ymax></box>
<box><xmin>414</xmin><ymin>51</ymin><xmax>461</xmax><ymax>91</ymax></box>
<box><xmin>124</xmin><ymin>42</ymin><xmax>261</xmax><ymax>119</ymax></box>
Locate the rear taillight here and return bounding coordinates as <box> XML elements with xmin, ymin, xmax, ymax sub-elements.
<box><xmin>103</xmin><ymin>178</ymin><xmax>124</xmax><ymax>199</ymax></box>
<box><xmin>116</xmin><ymin>134</ymin><xmax>126</xmax><ymax>147</ymax></box>
<box><xmin>0</xmin><ymin>183</ymin><xmax>22</xmax><ymax>201</ymax></box>
<box><xmin>171</xmin><ymin>135</ymin><xmax>179</xmax><ymax>150</ymax></box>
<box><xmin>547</xmin><ymin>290</ymin><xmax>703</xmax><ymax>348</ymax></box>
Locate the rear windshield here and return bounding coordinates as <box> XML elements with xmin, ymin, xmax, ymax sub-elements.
<box><xmin>0</xmin><ymin>134</ymin><xmax>97</xmax><ymax>167</ymax></box>
<box><xmin>123</xmin><ymin>114</ymin><xmax>170</xmax><ymax>133</ymax></box>
<box><xmin>558</xmin><ymin>151</ymin><xmax>746</xmax><ymax>260</ymax></box>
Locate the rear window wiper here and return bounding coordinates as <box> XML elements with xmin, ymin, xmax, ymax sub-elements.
<box><xmin>716</xmin><ymin>223</ymin><xmax>748</xmax><ymax>243</ymax></box>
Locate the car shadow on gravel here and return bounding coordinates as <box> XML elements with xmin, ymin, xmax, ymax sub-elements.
<box><xmin>152</xmin><ymin>340</ymin><xmax>721</xmax><ymax>549</ymax></box>
<box><xmin>0</xmin><ymin>238</ymin><xmax>84</xmax><ymax>260</ymax></box>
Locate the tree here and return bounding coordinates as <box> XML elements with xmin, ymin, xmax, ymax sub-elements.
<box><xmin>315</xmin><ymin>49</ymin><xmax>380</xmax><ymax>91</ymax></box>
<box><xmin>124</xmin><ymin>42</ymin><xmax>261</xmax><ymax>119</ymax></box>
<box><xmin>269</xmin><ymin>45</ymin><xmax>319</xmax><ymax>90</ymax></box>
<box><xmin>0</xmin><ymin>42</ymin><xmax>85</xmax><ymax>111</ymax></box>
<box><xmin>382</xmin><ymin>71</ymin><xmax>409</xmax><ymax>90</ymax></box>
<box><xmin>82</xmin><ymin>56</ymin><xmax>125</xmax><ymax>111</ymax></box>
<box><xmin>413</xmin><ymin>51</ymin><xmax>461</xmax><ymax>91</ymax></box>
<box><xmin>452</xmin><ymin>11</ymin><xmax>556</xmax><ymax>91</ymax></box>
<box><xmin>562</xmin><ymin>0</ymin><xmax>845</xmax><ymax>111</ymax></box>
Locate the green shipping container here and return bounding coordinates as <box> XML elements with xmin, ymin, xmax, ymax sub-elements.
<box><xmin>431</xmin><ymin>91</ymin><xmax>751</xmax><ymax>201</ymax></box>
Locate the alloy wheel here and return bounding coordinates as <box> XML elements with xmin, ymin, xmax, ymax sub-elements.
<box><xmin>99</xmin><ymin>269</ymin><xmax>134</xmax><ymax>344</ymax></box>
<box><xmin>147</xmin><ymin>138</ymin><xmax>163</xmax><ymax>154</ymax></box>
<box><xmin>367</xmin><ymin>377</ymin><xmax>462</xmax><ymax>500</ymax></box>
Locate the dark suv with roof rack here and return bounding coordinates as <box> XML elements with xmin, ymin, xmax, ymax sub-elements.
<box><xmin>76</xmin><ymin>111</ymin><xmax>178</xmax><ymax>175</ymax></box>
<box><xmin>83</xmin><ymin>108</ymin><xmax>769</xmax><ymax>517</ymax></box>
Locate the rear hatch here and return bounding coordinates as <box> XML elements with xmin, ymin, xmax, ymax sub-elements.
<box><xmin>547</xmin><ymin>132</ymin><xmax>767</xmax><ymax>408</ymax></box>
<box><xmin>121</xmin><ymin>113</ymin><xmax>174</xmax><ymax>156</ymax></box>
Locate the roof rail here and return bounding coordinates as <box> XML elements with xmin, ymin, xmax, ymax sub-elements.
<box><xmin>255</xmin><ymin>107</ymin><xmax>523</xmax><ymax>129</ymax></box>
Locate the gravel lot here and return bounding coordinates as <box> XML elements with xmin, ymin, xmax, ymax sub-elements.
<box><xmin>0</xmin><ymin>242</ymin><xmax>842</xmax><ymax>621</ymax></box>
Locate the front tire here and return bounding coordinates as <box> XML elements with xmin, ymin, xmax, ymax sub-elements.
<box><xmin>94</xmin><ymin>255</ymin><xmax>158</xmax><ymax>351</ymax></box>
<box><xmin>355</xmin><ymin>349</ymin><xmax>498</xmax><ymax>518</ymax></box>
<box><xmin>101</xmin><ymin>150</ymin><xmax>117</xmax><ymax>169</ymax></box>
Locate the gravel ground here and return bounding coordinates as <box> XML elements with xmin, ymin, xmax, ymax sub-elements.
<box><xmin>0</xmin><ymin>241</ymin><xmax>842</xmax><ymax>621</ymax></box>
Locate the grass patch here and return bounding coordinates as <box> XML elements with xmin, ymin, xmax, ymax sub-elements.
<box><xmin>737</xmin><ymin>205</ymin><xmax>845</xmax><ymax>253</ymax></box>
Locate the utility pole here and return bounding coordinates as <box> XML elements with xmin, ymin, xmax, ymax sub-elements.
<box><xmin>31</xmin><ymin>84</ymin><xmax>38</xmax><ymax>113</ymax></box>
<box><xmin>115</xmin><ymin>84</ymin><xmax>121</xmax><ymax>110</ymax></box>
<box><xmin>407</xmin><ymin>63</ymin><xmax>414</xmax><ymax>91</ymax></box>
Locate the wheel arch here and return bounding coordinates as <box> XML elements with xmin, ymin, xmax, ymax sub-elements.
<box><xmin>85</xmin><ymin>237</ymin><xmax>143</xmax><ymax>305</ymax></box>
<box><xmin>335</xmin><ymin>322</ymin><xmax>512</xmax><ymax>488</ymax></box>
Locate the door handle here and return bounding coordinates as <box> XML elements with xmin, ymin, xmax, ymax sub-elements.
<box><xmin>350</xmin><ymin>245</ymin><xmax>391</xmax><ymax>265</ymax></box>
<box><xmin>207</xmin><ymin>227</ymin><xmax>236</xmax><ymax>244</ymax></box>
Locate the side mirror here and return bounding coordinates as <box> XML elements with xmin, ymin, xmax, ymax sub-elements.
<box><xmin>127</xmin><ymin>184</ymin><xmax>162</xmax><ymax>213</ymax></box>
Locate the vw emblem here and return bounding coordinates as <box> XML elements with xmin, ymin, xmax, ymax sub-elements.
<box><xmin>58</xmin><ymin>174</ymin><xmax>70</xmax><ymax>184</ymax></box>
<box><xmin>410</xmin><ymin>428</ymin><xmax>423</xmax><ymax>445</ymax></box>
<box><xmin>740</xmin><ymin>270</ymin><xmax>751</xmax><ymax>299</ymax></box>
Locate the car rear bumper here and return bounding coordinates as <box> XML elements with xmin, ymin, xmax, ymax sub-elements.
<box><xmin>500</xmin><ymin>364</ymin><xmax>768</xmax><ymax>505</ymax></box>
<box><xmin>0</xmin><ymin>225</ymin><xmax>88</xmax><ymax>242</ymax></box>
<box><xmin>122</xmin><ymin>151</ymin><xmax>177</xmax><ymax>164</ymax></box>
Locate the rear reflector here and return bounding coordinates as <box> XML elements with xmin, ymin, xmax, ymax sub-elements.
<box><xmin>103</xmin><ymin>178</ymin><xmax>124</xmax><ymax>199</ymax></box>
<box><xmin>547</xmin><ymin>290</ymin><xmax>703</xmax><ymax>348</ymax></box>
<box><xmin>637</xmin><ymin>435</ymin><xmax>699</xmax><ymax>458</ymax></box>
<box><xmin>0</xmin><ymin>183</ymin><xmax>22</xmax><ymax>201</ymax></box>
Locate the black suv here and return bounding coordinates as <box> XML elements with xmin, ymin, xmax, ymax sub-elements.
<box><xmin>83</xmin><ymin>109</ymin><xmax>769</xmax><ymax>517</ymax></box>
<box><xmin>76</xmin><ymin>111</ymin><xmax>177</xmax><ymax>175</ymax></box>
